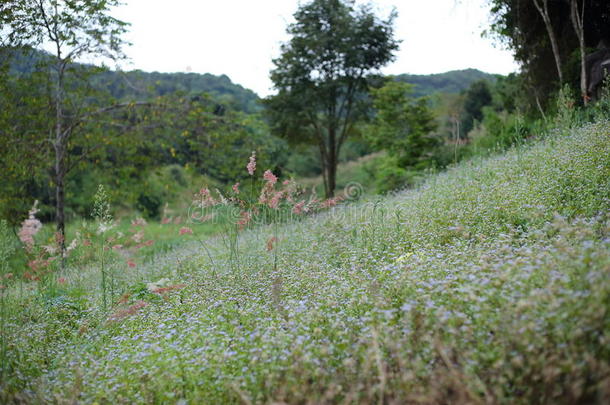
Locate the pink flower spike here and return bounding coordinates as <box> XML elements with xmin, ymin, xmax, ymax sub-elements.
<box><xmin>269</xmin><ymin>191</ymin><xmax>283</xmax><ymax>209</ymax></box>
<box><xmin>18</xmin><ymin>200</ymin><xmax>42</xmax><ymax>252</ymax></box>
<box><xmin>179</xmin><ymin>227</ymin><xmax>193</xmax><ymax>235</ymax></box>
<box><xmin>232</xmin><ymin>182</ymin><xmax>240</xmax><ymax>194</ymax></box>
<box><xmin>127</xmin><ymin>259</ymin><xmax>136</xmax><ymax>268</ymax></box>
<box><xmin>247</xmin><ymin>151</ymin><xmax>256</xmax><ymax>175</ymax></box>
<box><xmin>292</xmin><ymin>201</ymin><xmax>305</xmax><ymax>215</ymax></box>
<box><xmin>263</xmin><ymin>170</ymin><xmax>277</xmax><ymax>185</ymax></box>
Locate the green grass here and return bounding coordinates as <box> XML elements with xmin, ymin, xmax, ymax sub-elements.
<box><xmin>1</xmin><ymin>119</ymin><xmax>609</xmax><ymax>404</ymax></box>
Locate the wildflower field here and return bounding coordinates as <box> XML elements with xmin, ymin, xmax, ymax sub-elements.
<box><xmin>1</xmin><ymin>119</ymin><xmax>609</xmax><ymax>403</ymax></box>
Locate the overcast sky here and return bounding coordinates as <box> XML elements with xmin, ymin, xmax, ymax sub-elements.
<box><xmin>107</xmin><ymin>0</ymin><xmax>518</xmax><ymax>97</ymax></box>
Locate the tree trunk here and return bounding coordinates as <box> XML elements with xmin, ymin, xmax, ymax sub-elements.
<box><xmin>570</xmin><ymin>0</ymin><xmax>588</xmax><ymax>104</ymax></box>
<box><xmin>532</xmin><ymin>0</ymin><xmax>563</xmax><ymax>83</ymax></box>
<box><xmin>327</xmin><ymin>153</ymin><xmax>337</xmax><ymax>198</ymax></box>
<box><xmin>54</xmin><ymin>142</ymin><xmax>66</xmax><ymax>259</ymax></box>
<box><xmin>54</xmin><ymin>55</ymin><xmax>67</xmax><ymax>264</ymax></box>
<box><xmin>326</xmin><ymin>123</ymin><xmax>337</xmax><ymax>198</ymax></box>
<box><xmin>318</xmin><ymin>144</ymin><xmax>329</xmax><ymax>198</ymax></box>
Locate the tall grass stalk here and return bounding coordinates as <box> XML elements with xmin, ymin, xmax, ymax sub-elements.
<box><xmin>92</xmin><ymin>185</ymin><xmax>113</xmax><ymax>312</ymax></box>
<box><xmin>0</xmin><ymin>220</ymin><xmax>16</xmax><ymax>385</ymax></box>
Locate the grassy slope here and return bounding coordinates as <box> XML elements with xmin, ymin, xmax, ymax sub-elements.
<box><xmin>3</xmin><ymin>120</ymin><xmax>610</xmax><ymax>403</ymax></box>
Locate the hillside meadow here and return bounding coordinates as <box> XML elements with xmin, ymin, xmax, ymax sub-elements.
<box><xmin>0</xmin><ymin>117</ymin><xmax>608</xmax><ymax>403</ymax></box>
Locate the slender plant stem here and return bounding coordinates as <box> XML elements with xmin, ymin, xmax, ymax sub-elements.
<box><xmin>100</xmin><ymin>239</ymin><xmax>107</xmax><ymax>312</ymax></box>
<box><xmin>195</xmin><ymin>236</ymin><xmax>217</xmax><ymax>277</ymax></box>
<box><xmin>0</xmin><ymin>292</ymin><xmax>6</xmax><ymax>383</ymax></box>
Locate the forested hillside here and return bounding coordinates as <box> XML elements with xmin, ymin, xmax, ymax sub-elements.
<box><xmin>395</xmin><ymin>68</ymin><xmax>497</xmax><ymax>97</ymax></box>
<box><xmin>7</xmin><ymin>48</ymin><xmax>260</xmax><ymax>113</ymax></box>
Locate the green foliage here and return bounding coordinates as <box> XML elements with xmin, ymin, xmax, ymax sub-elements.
<box><xmin>0</xmin><ymin>49</ymin><xmax>287</xmax><ymax>223</ymax></box>
<box><xmin>136</xmin><ymin>193</ymin><xmax>163</xmax><ymax>220</ymax></box>
<box><xmin>590</xmin><ymin>76</ymin><xmax>610</xmax><ymax>120</ymax></box>
<box><xmin>367</xmin><ymin>81</ymin><xmax>438</xmax><ymax>169</ymax></box>
<box><xmin>0</xmin><ymin>220</ymin><xmax>17</xmax><ymax>275</ymax></box>
<box><xmin>364</xmin><ymin>81</ymin><xmax>438</xmax><ymax>192</ymax></box>
<box><xmin>6</xmin><ymin>47</ymin><xmax>262</xmax><ymax>114</ymax></box>
<box><xmin>370</xmin><ymin>154</ymin><xmax>409</xmax><ymax>193</ymax></box>
<box><xmin>460</xmin><ymin>79</ymin><xmax>493</xmax><ymax>136</ymax></box>
<box><xmin>555</xmin><ymin>83</ymin><xmax>577</xmax><ymax>128</ymax></box>
<box><xmin>99</xmin><ymin>70</ymin><xmax>261</xmax><ymax>113</ymax></box>
<box><xmin>284</xmin><ymin>145</ymin><xmax>323</xmax><ymax>178</ymax></box>
<box><xmin>467</xmin><ymin>107</ymin><xmax>540</xmax><ymax>154</ymax></box>
<box><xmin>490</xmin><ymin>72</ymin><xmax>524</xmax><ymax>113</ymax></box>
<box><xmin>139</xmin><ymin>94</ymin><xmax>288</xmax><ymax>184</ymax></box>
<box><xmin>134</xmin><ymin>166</ymin><xmax>195</xmax><ymax>219</ymax></box>
<box><xmin>0</xmin><ymin>60</ymin><xmax>52</xmax><ymax>224</ymax></box>
<box><xmin>1</xmin><ymin>0</ymin><xmax>133</xmax><ymax>248</ymax></box>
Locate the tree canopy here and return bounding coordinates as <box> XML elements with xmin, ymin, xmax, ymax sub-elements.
<box><xmin>488</xmin><ymin>0</ymin><xmax>610</xmax><ymax>105</ymax></box>
<box><xmin>367</xmin><ymin>81</ymin><xmax>438</xmax><ymax>169</ymax></box>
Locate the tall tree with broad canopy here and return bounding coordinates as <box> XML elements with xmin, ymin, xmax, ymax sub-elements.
<box><xmin>0</xmin><ymin>0</ymin><xmax>137</xmax><ymax>260</ymax></box>
<box><xmin>264</xmin><ymin>0</ymin><xmax>399</xmax><ymax>197</ymax></box>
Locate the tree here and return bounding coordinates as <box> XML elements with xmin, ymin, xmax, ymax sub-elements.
<box><xmin>531</xmin><ymin>0</ymin><xmax>564</xmax><ymax>84</ymax></box>
<box><xmin>367</xmin><ymin>81</ymin><xmax>438</xmax><ymax>169</ymax></box>
<box><xmin>460</xmin><ymin>80</ymin><xmax>493</xmax><ymax>136</ymax></box>
<box><xmin>569</xmin><ymin>0</ymin><xmax>587</xmax><ymax>104</ymax></box>
<box><xmin>1</xmin><ymin>0</ymin><xmax>129</xmax><ymax>257</ymax></box>
<box><xmin>488</xmin><ymin>0</ymin><xmax>610</xmax><ymax>106</ymax></box>
<box><xmin>142</xmin><ymin>93</ymin><xmax>288</xmax><ymax>184</ymax></box>
<box><xmin>0</xmin><ymin>57</ymin><xmax>51</xmax><ymax>224</ymax></box>
<box><xmin>264</xmin><ymin>0</ymin><xmax>399</xmax><ymax>197</ymax></box>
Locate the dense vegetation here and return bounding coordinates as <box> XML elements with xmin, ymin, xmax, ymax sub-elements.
<box><xmin>488</xmin><ymin>0</ymin><xmax>610</xmax><ymax>107</ymax></box>
<box><xmin>0</xmin><ymin>45</ymin><xmax>535</xmax><ymax>222</ymax></box>
<box><xmin>0</xmin><ymin>114</ymin><xmax>608</xmax><ymax>403</ymax></box>
<box><xmin>1</xmin><ymin>0</ymin><xmax>609</xmax><ymax>402</ymax></box>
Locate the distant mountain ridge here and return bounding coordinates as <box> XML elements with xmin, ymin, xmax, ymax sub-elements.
<box><xmin>5</xmin><ymin>48</ymin><xmax>260</xmax><ymax>113</ymax></box>
<box><xmin>5</xmin><ymin>49</ymin><xmax>498</xmax><ymax>108</ymax></box>
<box><xmin>395</xmin><ymin>68</ymin><xmax>499</xmax><ymax>98</ymax></box>
<box><xmin>94</xmin><ymin>69</ymin><xmax>261</xmax><ymax>113</ymax></box>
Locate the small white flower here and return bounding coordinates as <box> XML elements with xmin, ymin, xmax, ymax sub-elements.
<box><xmin>146</xmin><ymin>278</ymin><xmax>171</xmax><ymax>292</ymax></box>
